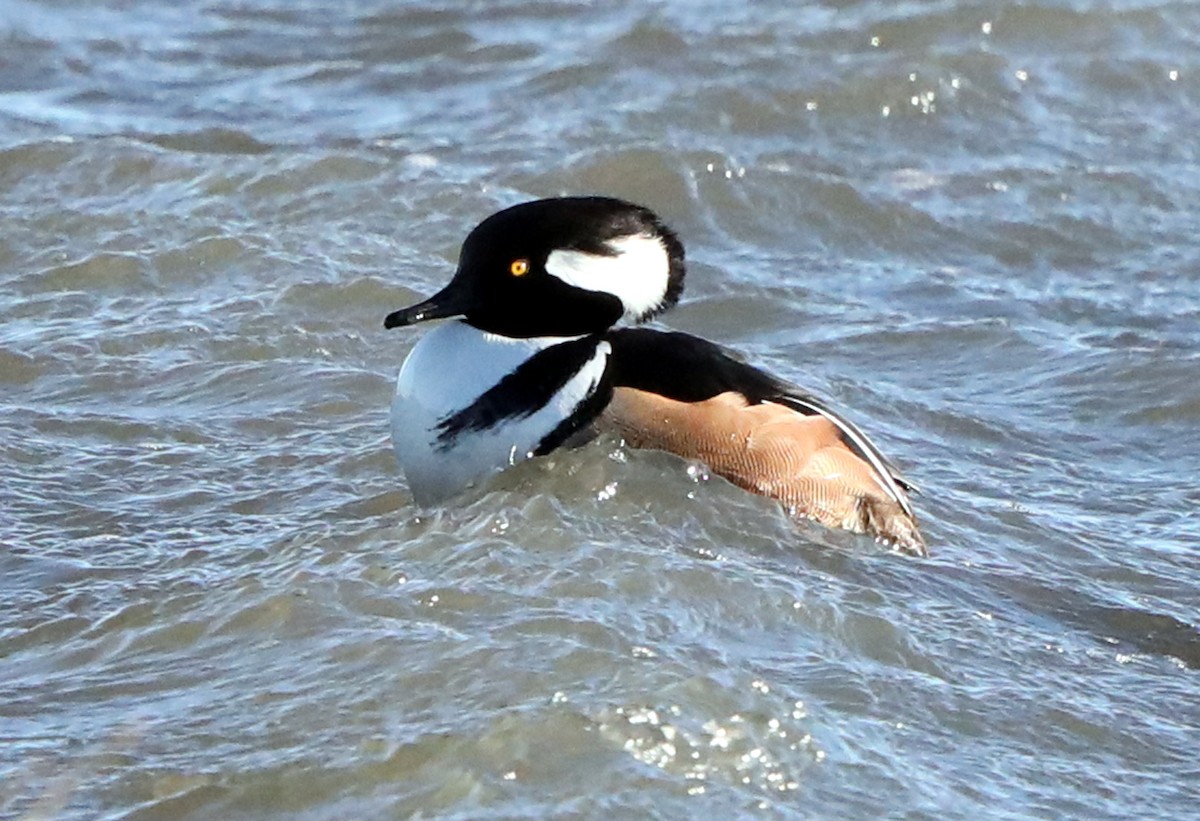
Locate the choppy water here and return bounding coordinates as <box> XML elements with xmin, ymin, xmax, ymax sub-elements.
<box><xmin>2</xmin><ymin>0</ymin><xmax>1198</xmax><ymax>817</ymax></box>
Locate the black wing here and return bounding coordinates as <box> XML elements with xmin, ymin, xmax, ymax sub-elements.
<box><xmin>605</xmin><ymin>327</ymin><xmax>917</xmax><ymax>516</ymax></box>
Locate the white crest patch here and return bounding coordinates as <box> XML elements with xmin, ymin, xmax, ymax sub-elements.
<box><xmin>544</xmin><ymin>233</ymin><xmax>670</xmax><ymax>321</ymax></box>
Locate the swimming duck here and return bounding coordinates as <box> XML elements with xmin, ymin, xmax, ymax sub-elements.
<box><xmin>384</xmin><ymin>197</ymin><xmax>925</xmax><ymax>555</ymax></box>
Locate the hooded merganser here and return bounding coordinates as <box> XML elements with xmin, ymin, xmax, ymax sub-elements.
<box><xmin>384</xmin><ymin>197</ymin><xmax>926</xmax><ymax>555</ymax></box>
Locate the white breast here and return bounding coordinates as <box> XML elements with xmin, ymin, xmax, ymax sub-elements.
<box><xmin>391</xmin><ymin>321</ymin><xmax>610</xmax><ymax>505</ymax></box>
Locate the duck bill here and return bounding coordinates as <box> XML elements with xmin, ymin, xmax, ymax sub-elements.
<box><xmin>383</xmin><ymin>280</ymin><xmax>473</xmax><ymax>329</ymax></box>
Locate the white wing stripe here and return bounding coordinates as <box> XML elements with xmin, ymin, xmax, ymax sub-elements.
<box><xmin>784</xmin><ymin>394</ymin><xmax>915</xmax><ymax>518</ymax></box>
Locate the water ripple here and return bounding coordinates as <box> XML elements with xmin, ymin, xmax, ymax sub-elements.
<box><xmin>3</xmin><ymin>0</ymin><xmax>1199</xmax><ymax>817</ymax></box>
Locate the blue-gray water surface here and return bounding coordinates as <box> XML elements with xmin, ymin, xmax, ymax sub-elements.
<box><xmin>2</xmin><ymin>0</ymin><xmax>1198</xmax><ymax>818</ymax></box>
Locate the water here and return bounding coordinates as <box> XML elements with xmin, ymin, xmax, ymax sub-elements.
<box><xmin>2</xmin><ymin>0</ymin><xmax>1198</xmax><ymax>817</ymax></box>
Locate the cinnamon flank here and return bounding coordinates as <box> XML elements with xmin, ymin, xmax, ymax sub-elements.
<box><xmin>601</xmin><ymin>388</ymin><xmax>926</xmax><ymax>555</ymax></box>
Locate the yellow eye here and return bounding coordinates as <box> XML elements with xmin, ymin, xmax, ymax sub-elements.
<box><xmin>510</xmin><ymin>259</ymin><xmax>530</xmax><ymax>277</ymax></box>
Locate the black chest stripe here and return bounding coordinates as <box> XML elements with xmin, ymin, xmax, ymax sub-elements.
<box><xmin>534</xmin><ymin>371</ymin><xmax>613</xmax><ymax>457</ymax></box>
<box><xmin>435</xmin><ymin>335</ymin><xmax>605</xmax><ymax>450</ymax></box>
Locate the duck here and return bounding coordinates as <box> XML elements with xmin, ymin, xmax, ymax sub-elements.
<box><xmin>384</xmin><ymin>196</ymin><xmax>926</xmax><ymax>555</ymax></box>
